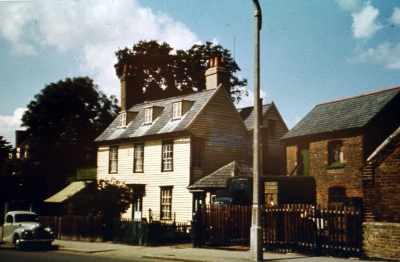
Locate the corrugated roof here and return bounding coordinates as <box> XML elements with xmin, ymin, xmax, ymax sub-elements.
<box><xmin>282</xmin><ymin>86</ymin><xmax>400</xmax><ymax>140</ymax></box>
<box><xmin>189</xmin><ymin>161</ymin><xmax>252</xmax><ymax>189</ymax></box>
<box><xmin>237</xmin><ymin>104</ymin><xmax>272</xmax><ymax>130</ymax></box>
<box><xmin>96</xmin><ymin>88</ymin><xmax>218</xmax><ymax>142</ymax></box>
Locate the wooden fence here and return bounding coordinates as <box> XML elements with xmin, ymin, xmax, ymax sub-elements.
<box><xmin>39</xmin><ymin>215</ymin><xmax>103</xmax><ymax>242</ymax></box>
<box><xmin>39</xmin><ymin>215</ymin><xmax>192</xmax><ymax>245</ymax></box>
<box><xmin>200</xmin><ymin>204</ymin><xmax>251</xmax><ymax>246</ymax></box>
<box><xmin>199</xmin><ymin>204</ymin><xmax>363</xmax><ymax>256</ymax></box>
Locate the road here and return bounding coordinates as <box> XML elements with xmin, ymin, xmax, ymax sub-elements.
<box><xmin>0</xmin><ymin>245</ymin><xmax>162</xmax><ymax>262</ymax></box>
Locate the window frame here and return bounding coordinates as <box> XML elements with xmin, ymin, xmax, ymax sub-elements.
<box><xmin>144</xmin><ymin>108</ymin><xmax>153</xmax><ymax>124</ymax></box>
<box><xmin>192</xmin><ymin>137</ymin><xmax>204</xmax><ymax>169</ymax></box>
<box><xmin>109</xmin><ymin>146</ymin><xmax>118</xmax><ymax>173</ymax></box>
<box><xmin>133</xmin><ymin>143</ymin><xmax>144</xmax><ymax>173</ymax></box>
<box><xmin>119</xmin><ymin>112</ymin><xmax>126</xmax><ymax>127</ymax></box>
<box><xmin>327</xmin><ymin>140</ymin><xmax>344</xmax><ymax>168</ymax></box>
<box><xmin>268</xmin><ymin>119</ymin><xmax>276</xmax><ymax>138</ymax></box>
<box><xmin>160</xmin><ymin>186</ymin><xmax>173</xmax><ymax>220</ymax></box>
<box><xmin>328</xmin><ymin>187</ymin><xmax>346</xmax><ymax>205</ymax></box>
<box><xmin>162</xmin><ymin>140</ymin><xmax>174</xmax><ymax>172</ymax></box>
<box><xmin>172</xmin><ymin>101</ymin><xmax>182</xmax><ymax>120</ymax></box>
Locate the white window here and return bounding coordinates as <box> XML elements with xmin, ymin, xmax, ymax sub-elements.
<box><xmin>172</xmin><ymin>102</ymin><xmax>182</xmax><ymax>119</ymax></box>
<box><xmin>161</xmin><ymin>187</ymin><xmax>172</xmax><ymax>219</ymax></box>
<box><xmin>328</xmin><ymin>140</ymin><xmax>343</xmax><ymax>166</ymax></box>
<box><xmin>109</xmin><ymin>146</ymin><xmax>118</xmax><ymax>173</ymax></box>
<box><xmin>134</xmin><ymin>143</ymin><xmax>144</xmax><ymax>172</ymax></box>
<box><xmin>162</xmin><ymin>141</ymin><xmax>173</xmax><ymax>171</ymax></box>
<box><xmin>144</xmin><ymin>108</ymin><xmax>153</xmax><ymax>124</ymax></box>
<box><xmin>119</xmin><ymin>112</ymin><xmax>126</xmax><ymax>127</ymax></box>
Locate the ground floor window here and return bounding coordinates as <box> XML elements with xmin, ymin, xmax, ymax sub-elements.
<box><xmin>328</xmin><ymin>187</ymin><xmax>346</xmax><ymax>204</ymax></box>
<box><xmin>160</xmin><ymin>186</ymin><xmax>173</xmax><ymax>219</ymax></box>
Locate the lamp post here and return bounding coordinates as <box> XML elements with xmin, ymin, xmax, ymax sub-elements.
<box><xmin>250</xmin><ymin>0</ymin><xmax>262</xmax><ymax>261</ymax></box>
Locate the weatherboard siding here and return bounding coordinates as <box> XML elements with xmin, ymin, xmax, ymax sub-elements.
<box><xmin>97</xmin><ymin>136</ymin><xmax>193</xmax><ymax>222</ymax></box>
<box><xmin>189</xmin><ymin>89</ymin><xmax>249</xmax><ymax>182</ymax></box>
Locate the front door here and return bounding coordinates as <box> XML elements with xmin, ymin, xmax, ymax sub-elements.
<box><xmin>129</xmin><ymin>185</ymin><xmax>145</xmax><ymax>221</ymax></box>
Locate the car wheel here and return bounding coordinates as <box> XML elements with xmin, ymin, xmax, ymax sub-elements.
<box><xmin>14</xmin><ymin>236</ymin><xmax>23</xmax><ymax>251</ymax></box>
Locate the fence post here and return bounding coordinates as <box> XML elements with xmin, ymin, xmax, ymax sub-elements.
<box><xmin>314</xmin><ymin>207</ymin><xmax>322</xmax><ymax>256</ymax></box>
<box><xmin>192</xmin><ymin>210</ymin><xmax>202</xmax><ymax>248</ymax></box>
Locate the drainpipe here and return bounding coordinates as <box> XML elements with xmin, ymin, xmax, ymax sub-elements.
<box><xmin>250</xmin><ymin>0</ymin><xmax>262</xmax><ymax>261</ymax></box>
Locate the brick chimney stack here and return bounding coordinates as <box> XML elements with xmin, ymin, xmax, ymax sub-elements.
<box><xmin>120</xmin><ymin>64</ymin><xmax>135</xmax><ymax>112</ymax></box>
<box><xmin>205</xmin><ymin>56</ymin><xmax>231</xmax><ymax>93</ymax></box>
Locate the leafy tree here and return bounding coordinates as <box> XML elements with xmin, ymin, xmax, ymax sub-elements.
<box><xmin>21</xmin><ymin>77</ymin><xmax>119</xmax><ymax>197</ymax></box>
<box><xmin>114</xmin><ymin>40</ymin><xmax>247</xmax><ymax>104</ymax></box>
<box><xmin>0</xmin><ymin>136</ymin><xmax>12</xmax><ymax>163</ymax></box>
<box><xmin>67</xmin><ymin>178</ymin><xmax>131</xmax><ymax>219</ymax></box>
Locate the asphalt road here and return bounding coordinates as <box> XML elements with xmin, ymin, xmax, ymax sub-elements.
<box><xmin>0</xmin><ymin>246</ymin><xmax>162</xmax><ymax>262</ymax></box>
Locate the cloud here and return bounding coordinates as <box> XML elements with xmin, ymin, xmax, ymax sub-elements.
<box><xmin>351</xmin><ymin>3</ymin><xmax>381</xmax><ymax>39</ymax></box>
<box><xmin>352</xmin><ymin>42</ymin><xmax>400</xmax><ymax>69</ymax></box>
<box><xmin>0</xmin><ymin>108</ymin><xmax>26</xmax><ymax>146</ymax></box>
<box><xmin>391</xmin><ymin>7</ymin><xmax>400</xmax><ymax>25</ymax></box>
<box><xmin>336</xmin><ymin>0</ymin><xmax>362</xmax><ymax>12</ymax></box>
<box><xmin>0</xmin><ymin>0</ymin><xmax>199</xmax><ymax>98</ymax></box>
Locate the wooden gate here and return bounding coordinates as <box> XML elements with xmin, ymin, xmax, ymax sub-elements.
<box><xmin>200</xmin><ymin>204</ymin><xmax>251</xmax><ymax>246</ymax></box>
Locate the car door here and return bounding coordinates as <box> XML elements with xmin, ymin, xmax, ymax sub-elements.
<box><xmin>2</xmin><ymin>214</ymin><xmax>14</xmax><ymax>242</ymax></box>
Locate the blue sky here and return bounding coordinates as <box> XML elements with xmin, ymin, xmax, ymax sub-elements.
<box><xmin>1</xmin><ymin>0</ymin><xmax>399</xmax><ymax>145</ymax></box>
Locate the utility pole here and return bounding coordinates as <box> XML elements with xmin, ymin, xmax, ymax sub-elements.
<box><xmin>250</xmin><ymin>0</ymin><xmax>262</xmax><ymax>261</ymax></box>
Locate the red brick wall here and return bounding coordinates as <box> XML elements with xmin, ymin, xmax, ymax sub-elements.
<box><xmin>309</xmin><ymin>136</ymin><xmax>364</xmax><ymax>205</ymax></box>
<box><xmin>286</xmin><ymin>145</ymin><xmax>297</xmax><ymax>175</ymax></box>
<box><xmin>365</xmin><ymin>143</ymin><xmax>400</xmax><ymax>222</ymax></box>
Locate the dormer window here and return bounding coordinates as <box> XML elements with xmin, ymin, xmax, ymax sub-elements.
<box><xmin>144</xmin><ymin>108</ymin><xmax>153</xmax><ymax>124</ymax></box>
<box><xmin>172</xmin><ymin>102</ymin><xmax>182</xmax><ymax>119</ymax></box>
<box><xmin>119</xmin><ymin>112</ymin><xmax>126</xmax><ymax>127</ymax></box>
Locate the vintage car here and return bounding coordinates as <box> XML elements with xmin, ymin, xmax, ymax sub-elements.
<box><xmin>0</xmin><ymin>211</ymin><xmax>54</xmax><ymax>250</ymax></box>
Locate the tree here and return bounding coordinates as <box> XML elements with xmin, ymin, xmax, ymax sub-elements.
<box><xmin>114</xmin><ymin>40</ymin><xmax>247</xmax><ymax>104</ymax></box>
<box><xmin>21</xmin><ymin>77</ymin><xmax>119</xmax><ymax>197</ymax></box>
<box><xmin>67</xmin><ymin>178</ymin><xmax>131</xmax><ymax>218</ymax></box>
<box><xmin>0</xmin><ymin>136</ymin><xmax>12</xmax><ymax>163</ymax></box>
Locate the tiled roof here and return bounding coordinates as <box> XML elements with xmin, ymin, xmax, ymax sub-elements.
<box><xmin>96</xmin><ymin>88</ymin><xmax>218</xmax><ymax>142</ymax></box>
<box><xmin>282</xmin><ymin>86</ymin><xmax>400</xmax><ymax>140</ymax></box>
<box><xmin>237</xmin><ymin>104</ymin><xmax>272</xmax><ymax>130</ymax></box>
<box><xmin>188</xmin><ymin>160</ymin><xmax>253</xmax><ymax>189</ymax></box>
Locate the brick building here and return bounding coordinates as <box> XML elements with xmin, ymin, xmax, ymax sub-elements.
<box><xmin>281</xmin><ymin>86</ymin><xmax>400</xmax><ymax>209</ymax></box>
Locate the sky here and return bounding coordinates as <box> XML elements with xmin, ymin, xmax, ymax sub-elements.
<box><xmin>1</xmin><ymin>0</ymin><xmax>399</xmax><ymax>146</ymax></box>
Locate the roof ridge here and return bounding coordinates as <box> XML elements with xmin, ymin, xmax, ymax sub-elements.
<box><xmin>317</xmin><ymin>85</ymin><xmax>400</xmax><ymax>106</ymax></box>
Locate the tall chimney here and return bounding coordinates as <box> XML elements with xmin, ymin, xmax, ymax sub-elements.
<box><xmin>120</xmin><ymin>64</ymin><xmax>136</xmax><ymax>112</ymax></box>
<box><xmin>205</xmin><ymin>56</ymin><xmax>231</xmax><ymax>93</ymax></box>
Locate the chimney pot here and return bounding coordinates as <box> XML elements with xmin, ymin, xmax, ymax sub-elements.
<box><xmin>209</xmin><ymin>58</ymin><xmax>214</xmax><ymax>68</ymax></box>
<box><xmin>214</xmin><ymin>57</ymin><xmax>219</xmax><ymax>66</ymax></box>
<box><xmin>123</xmin><ymin>64</ymin><xmax>127</xmax><ymax>73</ymax></box>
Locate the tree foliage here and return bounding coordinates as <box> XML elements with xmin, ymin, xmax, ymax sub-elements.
<box><xmin>21</xmin><ymin>77</ymin><xmax>119</xmax><ymax>196</ymax></box>
<box><xmin>114</xmin><ymin>40</ymin><xmax>247</xmax><ymax>104</ymax></box>
<box><xmin>0</xmin><ymin>136</ymin><xmax>12</xmax><ymax>163</ymax></box>
<box><xmin>67</xmin><ymin>178</ymin><xmax>131</xmax><ymax>219</ymax></box>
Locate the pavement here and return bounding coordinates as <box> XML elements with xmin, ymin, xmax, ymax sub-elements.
<box><xmin>52</xmin><ymin>239</ymin><xmax>374</xmax><ymax>262</ymax></box>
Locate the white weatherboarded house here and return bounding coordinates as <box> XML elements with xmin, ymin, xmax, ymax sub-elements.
<box><xmin>95</xmin><ymin>57</ymin><xmax>249</xmax><ymax>222</ymax></box>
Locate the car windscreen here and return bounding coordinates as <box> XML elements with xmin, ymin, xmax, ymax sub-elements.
<box><xmin>14</xmin><ymin>214</ymin><xmax>39</xmax><ymax>223</ymax></box>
